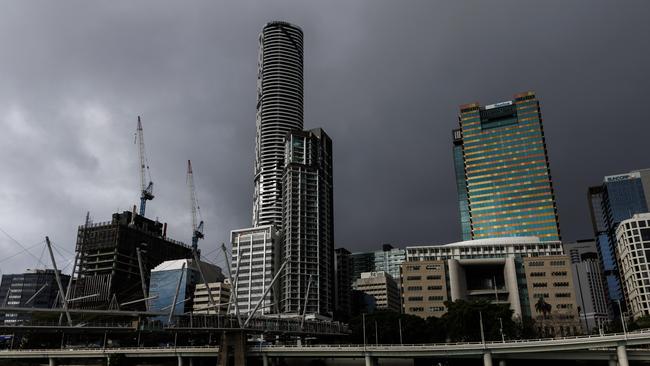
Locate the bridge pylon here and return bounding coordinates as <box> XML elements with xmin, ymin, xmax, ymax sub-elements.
<box><xmin>218</xmin><ymin>330</ymin><xmax>247</xmax><ymax>366</ymax></box>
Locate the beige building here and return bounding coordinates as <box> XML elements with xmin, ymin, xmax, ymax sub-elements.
<box><xmin>401</xmin><ymin>260</ymin><xmax>448</xmax><ymax>318</ymax></box>
<box><xmin>523</xmin><ymin>256</ymin><xmax>581</xmax><ymax>336</ymax></box>
<box><xmin>403</xmin><ymin>237</ymin><xmax>582</xmax><ymax>336</ymax></box>
<box><xmin>353</xmin><ymin>271</ymin><xmax>400</xmax><ymax>312</ymax></box>
<box><xmin>192</xmin><ymin>280</ymin><xmax>231</xmax><ymax>314</ymax></box>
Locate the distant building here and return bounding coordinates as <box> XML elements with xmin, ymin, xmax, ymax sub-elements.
<box><xmin>71</xmin><ymin>211</ymin><xmax>193</xmax><ymax>310</ymax></box>
<box><xmin>351</xmin><ymin>244</ymin><xmax>406</xmax><ymax>286</ymax></box>
<box><xmin>404</xmin><ymin>237</ymin><xmax>582</xmax><ymax>337</ymax></box>
<box><xmin>280</xmin><ymin>128</ymin><xmax>334</xmax><ymax>317</ymax></box>
<box><xmin>334</xmin><ymin>248</ymin><xmax>353</xmax><ymax>319</ymax></box>
<box><xmin>374</xmin><ymin>244</ymin><xmax>406</xmax><ymax>286</ymax></box>
<box><xmin>148</xmin><ymin>259</ymin><xmax>223</xmax><ymax>317</ymax></box>
<box><xmin>616</xmin><ymin>213</ymin><xmax>650</xmax><ymax>319</ymax></box>
<box><xmin>351</xmin><ymin>252</ymin><xmax>374</xmax><ymax>281</ymax></box>
<box><xmin>193</xmin><ymin>280</ymin><xmax>231</xmax><ymax>314</ymax></box>
<box><xmin>453</xmin><ymin>91</ymin><xmax>561</xmax><ymax>241</ymax></box>
<box><xmin>588</xmin><ymin>170</ymin><xmax>650</xmax><ymax>311</ymax></box>
<box><xmin>351</xmin><ymin>290</ymin><xmax>376</xmax><ymax>317</ymax></box>
<box><xmin>353</xmin><ymin>271</ymin><xmax>400</xmax><ymax>313</ymax></box>
<box><xmin>230</xmin><ymin>225</ymin><xmax>278</xmax><ymax>316</ymax></box>
<box><xmin>563</xmin><ymin>240</ymin><xmax>609</xmax><ymax>331</ymax></box>
<box><xmin>0</xmin><ymin>269</ymin><xmax>70</xmax><ymax>324</ymax></box>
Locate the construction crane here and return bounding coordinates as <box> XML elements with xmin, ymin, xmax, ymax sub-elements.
<box><xmin>187</xmin><ymin>160</ymin><xmax>204</xmax><ymax>250</ymax></box>
<box><xmin>136</xmin><ymin>116</ymin><xmax>154</xmax><ymax>217</ymax></box>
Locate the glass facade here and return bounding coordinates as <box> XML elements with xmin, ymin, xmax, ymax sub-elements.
<box><xmin>588</xmin><ymin>171</ymin><xmax>649</xmax><ymax>308</ymax></box>
<box><xmin>453</xmin><ymin>92</ymin><xmax>560</xmax><ymax>241</ymax></box>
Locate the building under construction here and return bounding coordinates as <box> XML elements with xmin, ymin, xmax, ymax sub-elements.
<box><xmin>71</xmin><ymin>210</ymin><xmax>192</xmax><ymax>310</ymax></box>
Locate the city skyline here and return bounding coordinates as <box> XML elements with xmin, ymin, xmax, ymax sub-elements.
<box><xmin>1</xmin><ymin>1</ymin><xmax>650</xmax><ymax>276</ymax></box>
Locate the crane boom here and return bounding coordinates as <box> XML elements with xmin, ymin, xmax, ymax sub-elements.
<box><xmin>187</xmin><ymin>160</ymin><xmax>204</xmax><ymax>250</ymax></box>
<box><xmin>137</xmin><ymin>116</ymin><xmax>154</xmax><ymax>216</ymax></box>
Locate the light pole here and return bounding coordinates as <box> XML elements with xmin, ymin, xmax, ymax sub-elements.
<box><xmin>398</xmin><ymin>318</ymin><xmax>403</xmax><ymax>345</ymax></box>
<box><xmin>616</xmin><ymin>299</ymin><xmax>627</xmax><ymax>339</ymax></box>
<box><xmin>375</xmin><ymin>320</ymin><xmax>378</xmax><ymax>345</ymax></box>
<box><xmin>362</xmin><ymin>313</ymin><xmax>367</xmax><ymax>351</ymax></box>
<box><xmin>478</xmin><ymin>311</ymin><xmax>485</xmax><ymax>348</ymax></box>
<box><xmin>499</xmin><ymin>317</ymin><xmax>505</xmax><ymax>343</ymax></box>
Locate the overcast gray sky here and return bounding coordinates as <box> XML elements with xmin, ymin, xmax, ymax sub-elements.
<box><xmin>1</xmin><ymin>1</ymin><xmax>649</xmax><ymax>274</ymax></box>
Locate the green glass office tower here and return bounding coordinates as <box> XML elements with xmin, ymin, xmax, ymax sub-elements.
<box><xmin>453</xmin><ymin>91</ymin><xmax>560</xmax><ymax>241</ymax></box>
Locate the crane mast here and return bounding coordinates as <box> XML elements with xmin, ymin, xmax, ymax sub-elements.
<box><xmin>136</xmin><ymin>116</ymin><xmax>154</xmax><ymax>217</ymax></box>
<box><xmin>187</xmin><ymin>160</ymin><xmax>204</xmax><ymax>250</ymax></box>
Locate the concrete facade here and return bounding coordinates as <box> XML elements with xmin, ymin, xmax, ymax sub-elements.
<box><xmin>353</xmin><ymin>271</ymin><xmax>400</xmax><ymax>312</ymax></box>
<box><xmin>616</xmin><ymin>213</ymin><xmax>650</xmax><ymax>319</ymax></box>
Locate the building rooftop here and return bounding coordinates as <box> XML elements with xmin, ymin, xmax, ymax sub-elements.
<box><xmin>408</xmin><ymin>236</ymin><xmax>545</xmax><ymax>250</ymax></box>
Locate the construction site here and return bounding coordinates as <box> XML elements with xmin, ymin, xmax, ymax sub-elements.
<box><xmin>0</xmin><ymin>117</ymin><xmax>348</xmax><ymax>366</ymax></box>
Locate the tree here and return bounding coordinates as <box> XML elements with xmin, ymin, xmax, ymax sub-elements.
<box><xmin>534</xmin><ymin>297</ymin><xmax>552</xmax><ymax>319</ymax></box>
<box><xmin>346</xmin><ymin>310</ymin><xmax>445</xmax><ymax>344</ymax></box>
<box><xmin>443</xmin><ymin>300</ymin><xmax>518</xmax><ymax>342</ymax></box>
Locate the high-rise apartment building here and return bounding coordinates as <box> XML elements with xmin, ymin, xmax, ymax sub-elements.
<box><xmin>616</xmin><ymin>213</ymin><xmax>650</xmax><ymax>319</ymax></box>
<box><xmin>279</xmin><ymin>128</ymin><xmax>334</xmax><ymax>316</ymax></box>
<box><xmin>588</xmin><ymin>170</ymin><xmax>649</xmax><ymax>309</ymax></box>
<box><xmin>252</xmin><ymin>21</ymin><xmax>304</xmax><ymax>227</ymax></box>
<box><xmin>453</xmin><ymin>91</ymin><xmax>560</xmax><ymax>241</ymax></box>
<box><xmin>563</xmin><ymin>240</ymin><xmax>609</xmax><ymax>331</ymax></box>
<box><xmin>0</xmin><ymin>269</ymin><xmax>70</xmax><ymax>324</ymax></box>
<box><xmin>230</xmin><ymin>225</ymin><xmax>278</xmax><ymax>315</ymax></box>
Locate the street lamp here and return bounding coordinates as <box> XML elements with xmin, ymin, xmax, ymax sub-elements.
<box><xmin>362</xmin><ymin>313</ymin><xmax>367</xmax><ymax>351</ymax></box>
<box><xmin>616</xmin><ymin>299</ymin><xmax>627</xmax><ymax>339</ymax></box>
<box><xmin>499</xmin><ymin>317</ymin><xmax>505</xmax><ymax>343</ymax></box>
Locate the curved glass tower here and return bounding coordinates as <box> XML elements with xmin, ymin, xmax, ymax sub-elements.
<box><xmin>253</xmin><ymin>21</ymin><xmax>304</xmax><ymax>227</ymax></box>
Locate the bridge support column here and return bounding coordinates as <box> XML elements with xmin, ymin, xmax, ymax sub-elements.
<box><xmin>498</xmin><ymin>360</ymin><xmax>506</xmax><ymax>366</ymax></box>
<box><xmin>483</xmin><ymin>351</ymin><xmax>493</xmax><ymax>366</ymax></box>
<box><xmin>177</xmin><ymin>354</ymin><xmax>183</xmax><ymax>366</ymax></box>
<box><xmin>188</xmin><ymin>357</ymin><xmax>194</xmax><ymax>366</ymax></box>
<box><xmin>218</xmin><ymin>331</ymin><xmax>247</xmax><ymax>366</ymax></box>
<box><xmin>617</xmin><ymin>344</ymin><xmax>629</xmax><ymax>366</ymax></box>
<box><xmin>609</xmin><ymin>355</ymin><xmax>617</xmax><ymax>366</ymax></box>
<box><xmin>262</xmin><ymin>354</ymin><xmax>269</xmax><ymax>366</ymax></box>
<box><xmin>48</xmin><ymin>357</ymin><xmax>56</xmax><ymax>366</ymax></box>
<box><xmin>364</xmin><ymin>353</ymin><xmax>377</xmax><ymax>366</ymax></box>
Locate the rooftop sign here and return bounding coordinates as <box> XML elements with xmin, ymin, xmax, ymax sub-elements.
<box><xmin>484</xmin><ymin>101</ymin><xmax>513</xmax><ymax>110</ymax></box>
<box><xmin>605</xmin><ymin>171</ymin><xmax>641</xmax><ymax>183</ymax></box>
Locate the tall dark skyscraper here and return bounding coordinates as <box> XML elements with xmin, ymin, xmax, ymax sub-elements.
<box><xmin>453</xmin><ymin>91</ymin><xmax>561</xmax><ymax>242</ymax></box>
<box><xmin>253</xmin><ymin>21</ymin><xmax>304</xmax><ymax>227</ymax></box>
<box><xmin>279</xmin><ymin>128</ymin><xmax>334</xmax><ymax>316</ymax></box>
<box><xmin>588</xmin><ymin>170</ymin><xmax>650</xmax><ymax>311</ymax></box>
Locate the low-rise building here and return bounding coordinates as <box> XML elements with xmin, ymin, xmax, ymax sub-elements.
<box><xmin>192</xmin><ymin>280</ymin><xmax>231</xmax><ymax>314</ymax></box>
<box><xmin>148</xmin><ymin>259</ymin><xmax>223</xmax><ymax>319</ymax></box>
<box><xmin>403</xmin><ymin>237</ymin><xmax>582</xmax><ymax>336</ymax></box>
<box><xmin>353</xmin><ymin>271</ymin><xmax>400</xmax><ymax>313</ymax></box>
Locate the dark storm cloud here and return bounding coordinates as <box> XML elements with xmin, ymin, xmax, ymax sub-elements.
<box><xmin>1</xmin><ymin>1</ymin><xmax>649</xmax><ymax>274</ymax></box>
